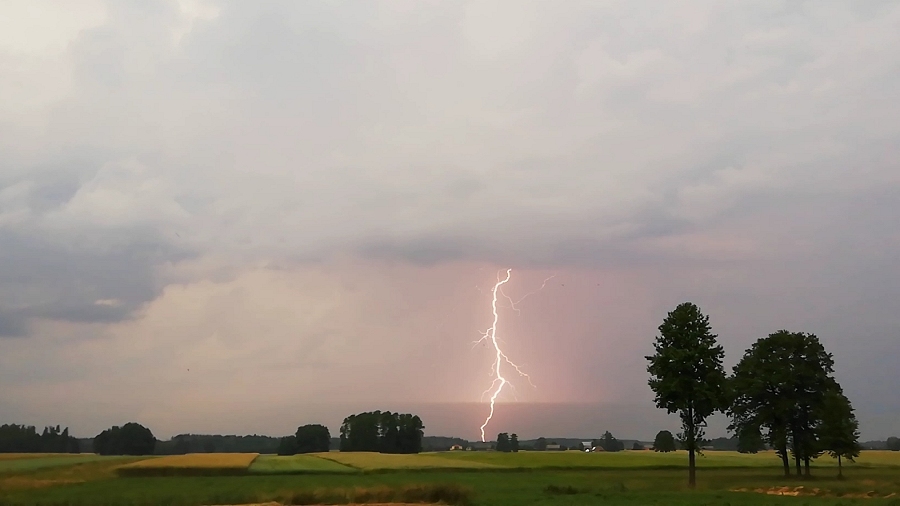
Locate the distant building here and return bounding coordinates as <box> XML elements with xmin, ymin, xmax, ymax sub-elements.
<box><xmin>545</xmin><ymin>444</ymin><xmax>562</xmax><ymax>451</ymax></box>
<box><xmin>582</xmin><ymin>441</ymin><xmax>593</xmax><ymax>452</ymax></box>
<box><xmin>449</xmin><ymin>445</ymin><xmax>463</xmax><ymax>451</ymax></box>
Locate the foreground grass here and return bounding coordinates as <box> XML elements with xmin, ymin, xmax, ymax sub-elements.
<box><xmin>249</xmin><ymin>455</ymin><xmax>356</xmax><ymax>474</ymax></box>
<box><xmin>3</xmin><ymin>467</ymin><xmax>900</xmax><ymax>506</ymax></box>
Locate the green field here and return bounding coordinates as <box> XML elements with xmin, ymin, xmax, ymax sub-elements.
<box><xmin>249</xmin><ymin>454</ymin><xmax>356</xmax><ymax>474</ymax></box>
<box><xmin>0</xmin><ymin>455</ymin><xmax>131</xmax><ymax>473</ymax></box>
<box><xmin>436</xmin><ymin>449</ymin><xmax>900</xmax><ymax>469</ymax></box>
<box><xmin>2</xmin><ymin>451</ymin><xmax>900</xmax><ymax>505</ymax></box>
<box><xmin>316</xmin><ymin>451</ymin><xmax>503</xmax><ymax>470</ymax></box>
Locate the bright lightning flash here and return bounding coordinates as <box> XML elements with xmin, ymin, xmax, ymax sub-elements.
<box><xmin>475</xmin><ymin>269</ymin><xmax>536</xmax><ymax>442</ymax></box>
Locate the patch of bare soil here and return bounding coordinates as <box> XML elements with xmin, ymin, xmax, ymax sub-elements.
<box><xmin>731</xmin><ymin>486</ymin><xmax>895</xmax><ymax>499</ymax></box>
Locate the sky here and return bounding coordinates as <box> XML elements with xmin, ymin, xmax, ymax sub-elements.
<box><xmin>1</xmin><ymin>0</ymin><xmax>899</xmax><ymax>442</ymax></box>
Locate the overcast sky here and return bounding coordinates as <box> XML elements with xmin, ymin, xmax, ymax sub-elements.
<box><xmin>1</xmin><ymin>0</ymin><xmax>898</xmax><ymax>442</ymax></box>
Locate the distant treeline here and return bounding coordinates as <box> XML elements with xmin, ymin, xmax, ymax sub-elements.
<box><xmin>8</xmin><ymin>424</ymin><xmax>899</xmax><ymax>455</ymax></box>
<box><xmin>0</xmin><ymin>424</ymin><xmax>80</xmax><ymax>453</ymax></box>
<box><xmin>157</xmin><ymin>434</ymin><xmax>284</xmax><ymax>454</ymax></box>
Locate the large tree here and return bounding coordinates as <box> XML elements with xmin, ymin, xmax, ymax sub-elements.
<box><xmin>496</xmin><ymin>433</ymin><xmax>510</xmax><ymax>452</ymax></box>
<box><xmin>730</xmin><ymin>331</ymin><xmax>838</xmax><ymax>477</ymax></box>
<box><xmin>646</xmin><ymin>302</ymin><xmax>727</xmax><ymax>488</ymax></box>
<box><xmin>295</xmin><ymin>424</ymin><xmax>331</xmax><ymax>454</ymax></box>
<box><xmin>817</xmin><ymin>389</ymin><xmax>861</xmax><ymax>478</ymax></box>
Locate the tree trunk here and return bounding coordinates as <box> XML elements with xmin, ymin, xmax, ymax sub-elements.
<box><xmin>791</xmin><ymin>426</ymin><xmax>802</xmax><ymax>477</ymax></box>
<box><xmin>778</xmin><ymin>441</ymin><xmax>791</xmax><ymax>476</ymax></box>
<box><xmin>687</xmin><ymin>406</ymin><xmax>696</xmax><ymax>489</ymax></box>
<box><xmin>804</xmin><ymin>457</ymin><xmax>810</xmax><ymax>477</ymax></box>
<box><xmin>837</xmin><ymin>455</ymin><xmax>843</xmax><ymax>479</ymax></box>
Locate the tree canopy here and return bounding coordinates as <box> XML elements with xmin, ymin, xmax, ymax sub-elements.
<box><xmin>653</xmin><ymin>430</ymin><xmax>677</xmax><ymax>452</ymax></box>
<box><xmin>93</xmin><ymin>422</ymin><xmax>155</xmax><ymax>455</ymax></box>
<box><xmin>729</xmin><ymin>330</ymin><xmax>842</xmax><ymax>477</ymax></box>
<box><xmin>339</xmin><ymin>411</ymin><xmax>424</xmax><ymax>453</ymax></box>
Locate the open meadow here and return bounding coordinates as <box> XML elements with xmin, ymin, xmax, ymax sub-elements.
<box><xmin>1</xmin><ymin>450</ymin><xmax>900</xmax><ymax>506</ymax></box>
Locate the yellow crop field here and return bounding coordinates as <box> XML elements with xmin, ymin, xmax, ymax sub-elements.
<box><xmin>116</xmin><ymin>453</ymin><xmax>259</xmax><ymax>476</ymax></box>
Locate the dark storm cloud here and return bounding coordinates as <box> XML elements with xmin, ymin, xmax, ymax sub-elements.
<box><xmin>0</xmin><ymin>227</ymin><xmax>192</xmax><ymax>337</ymax></box>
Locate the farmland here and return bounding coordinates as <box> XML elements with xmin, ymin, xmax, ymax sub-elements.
<box><xmin>249</xmin><ymin>455</ymin><xmax>355</xmax><ymax>474</ymax></box>
<box><xmin>116</xmin><ymin>453</ymin><xmax>259</xmax><ymax>476</ymax></box>
<box><xmin>1</xmin><ymin>451</ymin><xmax>900</xmax><ymax>505</ymax></box>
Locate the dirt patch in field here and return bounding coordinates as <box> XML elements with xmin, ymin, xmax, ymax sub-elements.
<box><xmin>731</xmin><ymin>486</ymin><xmax>896</xmax><ymax>499</ymax></box>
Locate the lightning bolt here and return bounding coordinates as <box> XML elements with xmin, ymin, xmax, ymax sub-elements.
<box><xmin>475</xmin><ymin>268</ymin><xmax>538</xmax><ymax>442</ymax></box>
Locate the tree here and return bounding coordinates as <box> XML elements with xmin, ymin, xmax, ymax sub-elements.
<box><xmin>295</xmin><ymin>424</ymin><xmax>330</xmax><ymax>453</ymax></box>
<box><xmin>599</xmin><ymin>431</ymin><xmax>624</xmax><ymax>452</ymax></box>
<box><xmin>887</xmin><ymin>437</ymin><xmax>900</xmax><ymax>451</ymax></box>
<box><xmin>496</xmin><ymin>433</ymin><xmax>510</xmax><ymax>452</ymax></box>
<box><xmin>730</xmin><ymin>331</ymin><xmax>838</xmax><ymax>477</ymax></box>
<box><xmin>646</xmin><ymin>302</ymin><xmax>727</xmax><ymax>488</ymax></box>
<box><xmin>818</xmin><ymin>389</ymin><xmax>861</xmax><ymax>478</ymax></box>
<box><xmin>510</xmin><ymin>433</ymin><xmax>519</xmax><ymax>453</ymax></box>
<box><xmin>534</xmin><ymin>437</ymin><xmax>547</xmax><ymax>451</ymax></box>
<box><xmin>653</xmin><ymin>430</ymin><xmax>677</xmax><ymax>452</ymax></box>
<box><xmin>93</xmin><ymin>423</ymin><xmax>155</xmax><ymax>455</ymax></box>
<box><xmin>632</xmin><ymin>441</ymin><xmax>645</xmax><ymax>450</ymax></box>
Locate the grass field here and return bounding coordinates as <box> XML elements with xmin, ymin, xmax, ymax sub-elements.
<box><xmin>249</xmin><ymin>455</ymin><xmax>356</xmax><ymax>474</ymax></box>
<box><xmin>316</xmin><ymin>452</ymin><xmax>503</xmax><ymax>470</ymax></box>
<box><xmin>436</xmin><ymin>449</ymin><xmax>900</xmax><ymax>470</ymax></box>
<box><xmin>2</xmin><ymin>450</ymin><xmax>900</xmax><ymax>505</ymax></box>
<box><xmin>0</xmin><ymin>455</ymin><xmax>127</xmax><ymax>473</ymax></box>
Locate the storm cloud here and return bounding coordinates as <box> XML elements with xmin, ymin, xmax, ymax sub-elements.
<box><xmin>0</xmin><ymin>0</ymin><xmax>898</xmax><ymax>440</ymax></box>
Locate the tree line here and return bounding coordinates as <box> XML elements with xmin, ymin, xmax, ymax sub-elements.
<box><xmin>339</xmin><ymin>411</ymin><xmax>424</xmax><ymax>453</ymax></box>
<box><xmin>647</xmin><ymin>302</ymin><xmax>863</xmax><ymax>487</ymax></box>
<box><xmin>0</xmin><ymin>424</ymin><xmax>80</xmax><ymax>453</ymax></box>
